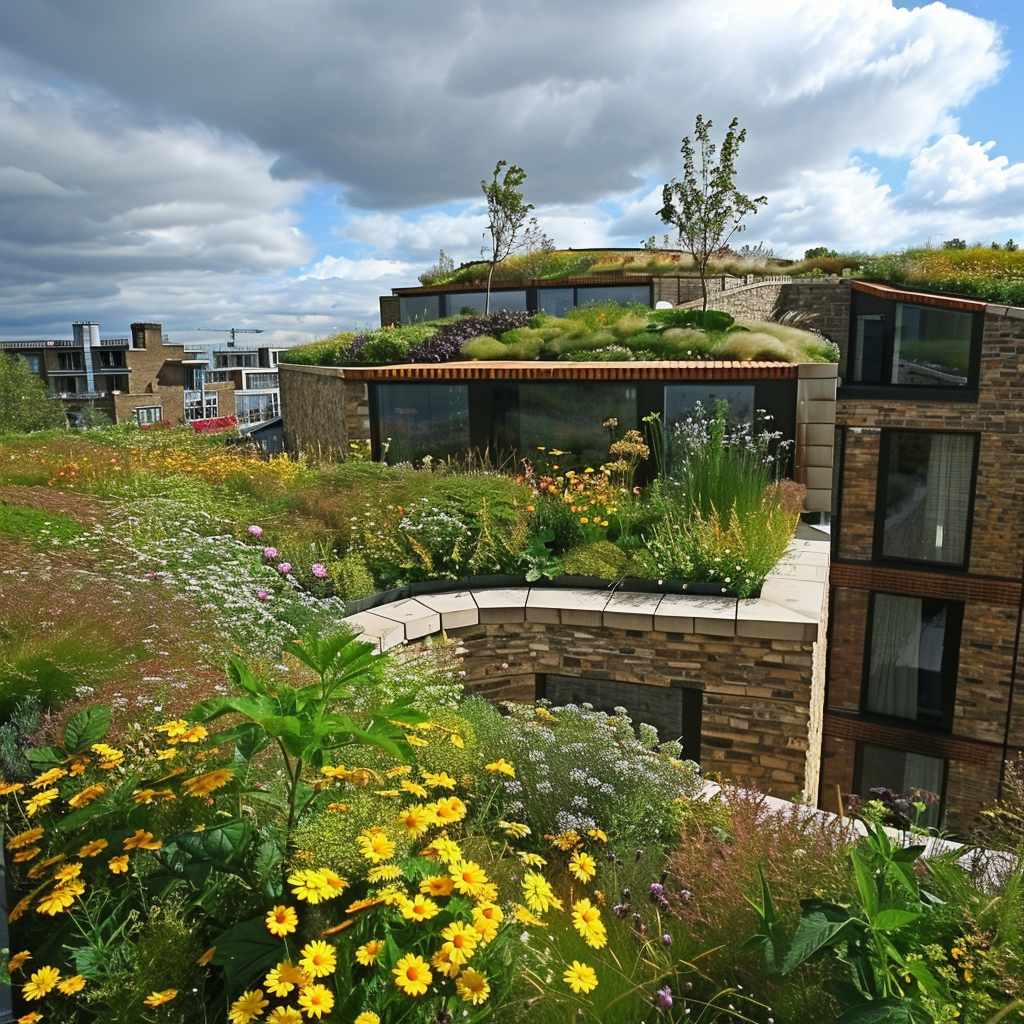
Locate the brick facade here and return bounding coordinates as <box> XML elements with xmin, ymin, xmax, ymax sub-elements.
<box><xmin>821</xmin><ymin>286</ymin><xmax>1024</xmax><ymax>831</ymax></box>
<box><xmin>278</xmin><ymin>363</ymin><xmax>369</xmax><ymax>455</ymax></box>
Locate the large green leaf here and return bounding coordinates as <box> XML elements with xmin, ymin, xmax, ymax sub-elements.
<box><xmin>226</xmin><ymin>656</ymin><xmax>269</xmax><ymax>699</ymax></box>
<box><xmin>24</xmin><ymin>745</ymin><xmax>63</xmax><ymax>768</ymax></box>
<box><xmin>870</xmin><ymin>909</ymin><xmax>920</xmax><ymax>932</ymax></box>
<box><xmin>211</xmin><ymin>916</ymin><xmax>284</xmax><ymax>995</ymax></box>
<box><xmin>832</xmin><ymin>998</ymin><xmax>927</xmax><ymax>1024</ymax></box>
<box><xmin>211</xmin><ymin>721</ymin><xmax>271</xmax><ymax>761</ymax></box>
<box><xmin>851</xmin><ymin>847</ymin><xmax>879</xmax><ymax>919</ymax></box>
<box><xmin>783</xmin><ymin>905</ymin><xmax>858</xmax><ymax>974</ymax></box>
<box><xmin>63</xmin><ymin>705</ymin><xmax>110</xmax><ymax>753</ymax></box>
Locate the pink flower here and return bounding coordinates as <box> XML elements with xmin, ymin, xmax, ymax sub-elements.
<box><xmin>247</xmin><ymin>525</ymin><xmax>263</xmax><ymax>538</ymax></box>
<box><xmin>263</xmin><ymin>547</ymin><xmax>278</xmax><ymax>559</ymax></box>
<box><xmin>276</xmin><ymin>562</ymin><xmax>291</xmax><ymax>574</ymax></box>
<box><xmin>257</xmin><ymin>590</ymin><xmax>270</xmax><ymax>601</ymax></box>
<box><xmin>311</xmin><ymin>563</ymin><xmax>328</xmax><ymax>579</ymax></box>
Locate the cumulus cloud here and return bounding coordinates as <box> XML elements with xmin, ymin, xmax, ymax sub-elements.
<box><xmin>0</xmin><ymin>0</ymin><xmax>1020</xmax><ymax>340</ymax></box>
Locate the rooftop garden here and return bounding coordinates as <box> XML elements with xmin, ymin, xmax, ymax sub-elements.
<box><xmin>407</xmin><ymin>241</ymin><xmax>1024</xmax><ymax>308</ymax></box>
<box><xmin>280</xmin><ymin>303</ymin><xmax>839</xmax><ymax>369</ymax></box>
<box><xmin>1</xmin><ymin>423</ymin><xmax>1023</xmax><ymax>1024</ymax></box>
<box><xmin>2</xmin><ymin>424</ymin><xmax>1024</xmax><ymax>1024</ymax></box>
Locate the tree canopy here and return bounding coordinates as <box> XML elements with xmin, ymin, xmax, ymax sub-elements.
<box><xmin>658</xmin><ymin>116</ymin><xmax>767</xmax><ymax>311</ymax></box>
<box><xmin>0</xmin><ymin>354</ymin><xmax>66</xmax><ymax>433</ymax></box>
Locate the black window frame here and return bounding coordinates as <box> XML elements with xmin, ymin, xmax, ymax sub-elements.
<box><xmin>841</xmin><ymin>291</ymin><xmax>984</xmax><ymax>400</ymax></box>
<box><xmin>853</xmin><ymin>740</ymin><xmax>948</xmax><ymax>828</ymax></box>
<box><xmin>860</xmin><ymin>590</ymin><xmax>963</xmax><ymax>732</ymax></box>
<box><xmin>873</xmin><ymin>428</ymin><xmax>980</xmax><ymax>570</ymax></box>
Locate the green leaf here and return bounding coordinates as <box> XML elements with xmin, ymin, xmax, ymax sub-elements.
<box><xmin>782</xmin><ymin>908</ymin><xmax>857</xmax><ymax>974</ymax></box>
<box><xmin>24</xmin><ymin>745</ymin><xmax>63</xmax><ymax>767</ymax></box>
<box><xmin>903</xmin><ymin>959</ymin><xmax>947</xmax><ymax>1002</ymax></box>
<box><xmin>871</xmin><ymin>909</ymin><xmax>920</xmax><ymax>932</ymax></box>
<box><xmin>63</xmin><ymin>705</ymin><xmax>110</xmax><ymax>753</ymax></box>
<box><xmin>211</xmin><ymin>916</ymin><xmax>284</xmax><ymax>995</ymax></box>
<box><xmin>226</xmin><ymin>656</ymin><xmax>269</xmax><ymax>699</ymax></box>
<box><xmin>832</xmin><ymin>998</ymin><xmax>923</xmax><ymax>1024</ymax></box>
<box><xmin>851</xmin><ymin>847</ymin><xmax>879</xmax><ymax>918</ymax></box>
<box><xmin>212</xmin><ymin>722</ymin><xmax>271</xmax><ymax>761</ymax></box>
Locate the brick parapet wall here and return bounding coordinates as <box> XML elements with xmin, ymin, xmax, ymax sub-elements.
<box><xmin>446</xmin><ymin>619</ymin><xmax>816</xmax><ymax>797</ymax></box>
<box><xmin>776</xmin><ymin>279</ymin><xmax>852</xmax><ymax>343</ymax></box>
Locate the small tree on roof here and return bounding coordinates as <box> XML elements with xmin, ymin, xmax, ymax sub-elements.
<box><xmin>481</xmin><ymin>160</ymin><xmax>537</xmax><ymax>314</ymax></box>
<box><xmin>658</xmin><ymin>115</ymin><xmax>767</xmax><ymax>312</ymax></box>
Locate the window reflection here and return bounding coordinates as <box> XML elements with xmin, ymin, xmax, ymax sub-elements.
<box><xmin>377</xmin><ymin>384</ymin><xmax>470</xmax><ymax>465</ymax></box>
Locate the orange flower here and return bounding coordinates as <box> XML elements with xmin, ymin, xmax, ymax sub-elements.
<box><xmin>7</xmin><ymin>827</ymin><xmax>44</xmax><ymax>850</ymax></box>
<box><xmin>182</xmin><ymin>768</ymin><xmax>233</xmax><ymax>798</ymax></box>
<box><xmin>265</xmin><ymin>905</ymin><xmax>298</xmax><ymax>937</ymax></box>
<box><xmin>108</xmin><ymin>855</ymin><xmax>130</xmax><ymax>874</ymax></box>
<box><xmin>123</xmin><ymin>829</ymin><xmax>161</xmax><ymax>851</ymax></box>
<box><xmin>77</xmin><ymin>838</ymin><xmax>108</xmax><ymax>858</ymax></box>
<box><xmin>68</xmin><ymin>784</ymin><xmax>106</xmax><ymax>808</ymax></box>
<box><xmin>143</xmin><ymin>990</ymin><xmax>178</xmax><ymax>1007</ymax></box>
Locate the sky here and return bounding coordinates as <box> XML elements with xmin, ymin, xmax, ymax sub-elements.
<box><xmin>1</xmin><ymin>0</ymin><xmax>1022</xmax><ymax>346</ymax></box>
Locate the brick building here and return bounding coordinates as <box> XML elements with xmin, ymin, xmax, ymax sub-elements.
<box><xmin>294</xmin><ymin>268</ymin><xmax>1024</xmax><ymax>830</ymax></box>
<box><xmin>0</xmin><ymin>321</ymin><xmax>234</xmax><ymax>426</ymax></box>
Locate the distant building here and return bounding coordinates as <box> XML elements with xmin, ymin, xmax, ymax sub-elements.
<box><xmin>184</xmin><ymin>343</ymin><xmax>283</xmax><ymax>426</ymax></box>
<box><xmin>0</xmin><ymin>322</ymin><xmax>234</xmax><ymax>426</ymax></box>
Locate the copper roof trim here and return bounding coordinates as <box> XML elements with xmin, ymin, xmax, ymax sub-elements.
<box><xmin>851</xmin><ymin>279</ymin><xmax>988</xmax><ymax>313</ymax></box>
<box><xmin>333</xmin><ymin>360</ymin><xmax>799</xmax><ymax>382</ymax></box>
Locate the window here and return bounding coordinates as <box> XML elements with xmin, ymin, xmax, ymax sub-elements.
<box><xmin>134</xmin><ymin>405</ymin><xmax>163</xmax><ymax>425</ymax></box>
<box><xmin>865</xmin><ymin>593</ymin><xmax>961</xmax><ymax>729</ymax></box>
<box><xmin>245</xmin><ymin>373</ymin><xmax>278</xmax><ymax>390</ymax></box>
<box><xmin>541</xmin><ymin>674</ymin><xmax>702</xmax><ymax>763</ymax></box>
<box><xmin>376</xmin><ymin>384</ymin><xmax>470</xmax><ymax>464</ymax></box>
<box><xmin>204</xmin><ymin>394</ymin><xmax>219</xmax><ymax>418</ymax></box>
<box><xmin>857</xmin><ymin>742</ymin><xmax>946</xmax><ymax>828</ymax></box>
<box><xmin>877</xmin><ymin>431</ymin><xmax>977</xmax><ymax>566</ymax></box>
<box><xmin>21</xmin><ymin>354</ymin><xmax>42</xmax><ymax>375</ymax></box>
<box><xmin>58</xmin><ymin>352</ymin><xmax>84</xmax><ymax>371</ymax></box>
<box><xmin>442</xmin><ymin>291</ymin><xmax>528</xmax><ymax>316</ymax></box>
<box><xmin>399</xmin><ymin>294</ymin><xmax>440</xmax><ymax>324</ymax></box>
<box><xmin>51</xmin><ymin>376</ymin><xmax>80</xmax><ymax>394</ymax></box>
<box><xmin>536</xmin><ymin>287</ymin><xmax>574</xmax><ymax>317</ymax></box>
<box><xmin>849</xmin><ymin>299</ymin><xmax>977</xmax><ymax>388</ymax></box>
<box><xmin>97</xmin><ymin>350</ymin><xmax>126</xmax><ymax>369</ymax></box>
<box><xmin>493</xmin><ymin>383</ymin><xmax>637</xmax><ymax>469</ymax></box>
<box><xmin>236</xmin><ymin>392</ymin><xmax>280</xmax><ymax>424</ymax></box>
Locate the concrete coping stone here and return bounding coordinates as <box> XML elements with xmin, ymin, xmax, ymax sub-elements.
<box><xmin>343</xmin><ymin>610</ymin><xmax>406</xmax><ymax>652</ymax></box>
<box><xmin>344</xmin><ymin>539</ymin><xmax>826</xmax><ymax>646</ymax></box>
<box><xmin>797</xmin><ymin>362</ymin><xmax>839</xmax><ymax>379</ymax></box>
<box><xmin>366</xmin><ymin>597</ymin><xmax>442</xmax><ymax>641</ymax></box>
<box><xmin>410</xmin><ymin>590</ymin><xmax>481</xmax><ymax>631</ymax></box>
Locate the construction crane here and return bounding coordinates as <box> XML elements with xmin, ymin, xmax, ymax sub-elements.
<box><xmin>192</xmin><ymin>327</ymin><xmax>264</xmax><ymax>347</ymax></box>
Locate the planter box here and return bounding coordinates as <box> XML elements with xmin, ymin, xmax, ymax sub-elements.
<box><xmin>344</xmin><ymin>585</ymin><xmax>410</xmax><ymax>616</ymax></box>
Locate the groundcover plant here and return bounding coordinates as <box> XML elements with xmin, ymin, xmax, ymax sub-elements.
<box><xmin>2</xmin><ymin>425</ymin><xmax>1022</xmax><ymax>1023</ymax></box>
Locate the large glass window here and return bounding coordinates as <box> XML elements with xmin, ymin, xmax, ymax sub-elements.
<box><xmin>377</xmin><ymin>384</ymin><xmax>470</xmax><ymax>465</ymax></box>
<box><xmin>536</xmin><ymin>288</ymin><xmax>574</xmax><ymax>317</ymax></box>
<box><xmin>443</xmin><ymin>291</ymin><xmax>527</xmax><ymax>315</ymax></box>
<box><xmin>494</xmin><ymin>383</ymin><xmax>637</xmax><ymax>469</ymax></box>
<box><xmin>399</xmin><ymin>294</ymin><xmax>440</xmax><ymax>324</ymax></box>
<box><xmin>865</xmin><ymin>593</ymin><xmax>961</xmax><ymax>728</ymax></box>
<box><xmin>858</xmin><ymin>742</ymin><xmax>945</xmax><ymax>828</ymax></box>
<box><xmin>576</xmin><ymin>284</ymin><xmax>651</xmax><ymax>307</ymax></box>
<box><xmin>664</xmin><ymin>385</ymin><xmax>755</xmax><ymax>480</ymax></box>
<box><xmin>850</xmin><ymin>301</ymin><xmax>976</xmax><ymax>387</ymax></box>
<box><xmin>134</xmin><ymin>405</ymin><xmax>163</xmax><ymax>425</ymax></box>
<box><xmin>878</xmin><ymin>431</ymin><xmax>976</xmax><ymax>566</ymax></box>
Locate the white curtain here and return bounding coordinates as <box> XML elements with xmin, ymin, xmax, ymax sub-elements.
<box><xmin>922</xmin><ymin>433</ymin><xmax>973</xmax><ymax>564</ymax></box>
<box><xmin>867</xmin><ymin>593</ymin><xmax>922</xmax><ymax>719</ymax></box>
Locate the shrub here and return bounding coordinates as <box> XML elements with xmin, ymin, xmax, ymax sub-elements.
<box><xmin>562</xmin><ymin>540</ymin><xmax>628</xmax><ymax>578</ymax></box>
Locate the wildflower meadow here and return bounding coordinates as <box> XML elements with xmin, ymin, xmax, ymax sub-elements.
<box><xmin>1</xmin><ymin>423</ymin><xmax>1023</xmax><ymax>1024</ymax></box>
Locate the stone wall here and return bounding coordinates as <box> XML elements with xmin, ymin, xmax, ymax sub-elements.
<box><xmin>775</xmin><ymin>279</ymin><xmax>852</xmax><ymax>344</ymax></box>
<box><xmin>278</xmin><ymin>364</ymin><xmax>369</xmax><ymax>454</ymax></box>
<box><xmin>342</xmin><ymin>538</ymin><xmax>830</xmax><ymax>802</ymax></box>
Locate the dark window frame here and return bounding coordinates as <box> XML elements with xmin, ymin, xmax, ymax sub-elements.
<box><xmin>842</xmin><ymin>292</ymin><xmax>984</xmax><ymax>398</ymax></box>
<box><xmin>873</xmin><ymin>428</ymin><xmax>980</xmax><ymax>571</ymax></box>
<box><xmin>860</xmin><ymin>590</ymin><xmax>963</xmax><ymax>732</ymax></box>
<box><xmin>853</xmin><ymin>740</ymin><xmax>948</xmax><ymax>827</ymax></box>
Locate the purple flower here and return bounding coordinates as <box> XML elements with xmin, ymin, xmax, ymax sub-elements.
<box><xmin>263</xmin><ymin>547</ymin><xmax>278</xmax><ymax>559</ymax></box>
<box><xmin>256</xmin><ymin>590</ymin><xmax>270</xmax><ymax>601</ymax></box>
<box><xmin>649</xmin><ymin>883</ymin><xmax>665</xmax><ymax>902</ymax></box>
<box><xmin>311</xmin><ymin>562</ymin><xmax>328</xmax><ymax>579</ymax></box>
<box><xmin>277</xmin><ymin>562</ymin><xmax>292</xmax><ymax>574</ymax></box>
<box><xmin>655</xmin><ymin>986</ymin><xmax>673</xmax><ymax>1011</ymax></box>
<box><xmin>661</xmin><ymin>934</ymin><xmax>672</xmax><ymax>946</ymax></box>
<box><xmin>612</xmin><ymin>903</ymin><xmax>630</xmax><ymax>919</ymax></box>
<box><xmin>247</xmin><ymin>525</ymin><xmax>263</xmax><ymax>537</ymax></box>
